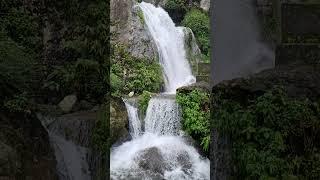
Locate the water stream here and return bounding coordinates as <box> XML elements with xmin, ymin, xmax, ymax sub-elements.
<box><xmin>110</xmin><ymin>2</ymin><xmax>209</xmax><ymax>180</ymax></box>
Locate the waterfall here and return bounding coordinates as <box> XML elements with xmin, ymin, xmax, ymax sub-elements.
<box><xmin>37</xmin><ymin>114</ymin><xmax>91</xmax><ymax>180</ymax></box>
<box><xmin>110</xmin><ymin>2</ymin><xmax>209</xmax><ymax>180</ymax></box>
<box><xmin>139</xmin><ymin>2</ymin><xmax>196</xmax><ymax>93</ymax></box>
<box><xmin>50</xmin><ymin>134</ymin><xmax>91</xmax><ymax>180</ymax></box>
<box><xmin>124</xmin><ymin>99</ymin><xmax>142</xmax><ymax>138</ymax></box>
<box><xmin>144</xmin><ymin>95</ymin><xmax>181</xmax><ymax>135</ymax></box>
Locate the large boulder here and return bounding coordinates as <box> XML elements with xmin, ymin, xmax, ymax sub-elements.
<box><xmin>110</xmin><ymin>98</ymin><xmax>129</xmax><ymax>144</ymax></box>
<box><xmin>212</xmin><ymin>65</ymin><xmax>320</xmax><ymax>101</ymax></box>
<box><xmin>58</xmin><ymin>94</ymin><xmax>77</xmax><ymax>113</ymax></box>
<box><xmin>137</xmin><ymin>147</ymin><xmax>169</xmax><ymax>175</ymax></box>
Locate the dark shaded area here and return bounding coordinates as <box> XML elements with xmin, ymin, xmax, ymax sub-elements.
<box><xmin>0</xmin><ymin>112</ymin><xmax>58</xmax><ymax>179</ymax></box>
<box><xmin>211</xmin><ymin>0</ymin><xmax>275</xmax><ymax>85</ymax></box>
<box><xmin>211</xmin><ymin>64</ymin><xmax>320</xmax><ymax>179</ymax></box>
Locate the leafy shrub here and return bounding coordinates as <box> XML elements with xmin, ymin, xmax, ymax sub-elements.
<box><xmin>3</xmin><ymin>92</ymin><xmax>29</xmax><ymax>113</ymax></box>
<box><xmin>182</xmin><ymin>9</ymin><xmax>210</xmax><ymax>57</ymax></box>
<box><xmin>165</xmin><ymin>0</ymin><xmax>187</xmax><ymax>10</ymax></box>
<box><xmin>138</xmin><ymin>91</ymin><xmax>152</xmax><ymax>114</ymax></box>
<box><xmin>212</xmin><ymin>87</ymin><xmax>320</xmax><ymax>179</ymax></box>
<box><xmin>43</xmin><ymin>59</ymin><xmax>106</xmax><ymax>101</ymax></box>
<box><xmin>177</xmin><ymin>89</ymin><xmax>210</xmax><ymax>151</ymax></box>
<box><xmin>92</xmin><ymin>104</ymin><xmax>109</xmax><ymax>154</ymax></box>
<box><xmin>111</xmin><ymin>44</ymin><xmax>163</xmax><ymax>96</ymax></box>
<box><xmin>0</xmin><ymin>7</ymin><xmax>41</xmax><ymax>51</ymax></box>
<box><xmin>0</xmin><ymin>32</ymin><xmax>40</xmax><ymax>108</ymax></box>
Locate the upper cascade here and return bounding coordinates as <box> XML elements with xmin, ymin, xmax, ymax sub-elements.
<box><xmin>139</xmin><ymin>2</ymin><xmax>196</xmax><ymax>93</ymax></box>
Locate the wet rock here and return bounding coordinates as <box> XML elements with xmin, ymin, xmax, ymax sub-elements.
<box><xmin>137</xmin><ymin>147</ymin><xmax>169</xmax><ymax>175</ymax></box>
<box><xmin>45</xmin><ymin>110</ymin><xmax>98</xmax><ymax>147</ymax></box>
<box><xmin>58</xmin><ymin>94</ymin><xmax>77</xmax><ymax>113</ymax></box>
<box><xmin>182</xmin><ymin>27</ymin><xmax>202</xmax><ymax>75</ymax></box>
<box><xmin>177</xmin><ymin>151</ymin><xmax>192</xmax><ymax>172</ymax></box>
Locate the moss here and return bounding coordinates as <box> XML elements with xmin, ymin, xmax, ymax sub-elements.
<box><xmin>111</xmin><ymin>44</ymin><xmax>164</xmax><ymax>96</ymax></box>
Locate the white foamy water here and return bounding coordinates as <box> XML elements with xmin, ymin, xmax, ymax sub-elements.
<box><xmin>124</xmin><ymin>100</ymin><xmax>142</xmax><ymax>138</ymax></box>
<box><xmin>111</xmin><ymin>133</ymin><xmax>209</xmax><ymax>180</ymax></box>
<box><xmin>144</xmin><ymin>95</ymin><xmax>181</xmax><ymax>135</ymax></box>
<box><xmin>110</xmin><ymin>2</ymin><xmax>209</xmax><ymax>180</ymax></box>
<box><xmin>139</xmin><ymin>2</ymin><xmax>196</xmax><ymax>93</ymax></box>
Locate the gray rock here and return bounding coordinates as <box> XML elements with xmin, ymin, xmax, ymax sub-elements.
<box><xmin>58</xmin><ymin>95</ymin><xmax>77</xmax><ymax>113</ymax></box>
<box><xmin>137</xmin><ymin>147</ymin><xmax>169</xmax><ymax>175</ymax></box>
<box><xmin>182</xmin><ymin>27</ymin><xmax>202</xmax><ymax>75</ymax></box>
<box><xmin>177</xmin><ymin>151</ymin><xmax>192</xmax><ymax>172</ymax></box>
<box><xmin>111</xmin><ymin>0</ymin><xmax>158</xmax><ymax>61</ymax></box>
<box><xmin>200</xmin><ymin>0</ymin><xmax>211</xmax><ymax>12</ymax></box>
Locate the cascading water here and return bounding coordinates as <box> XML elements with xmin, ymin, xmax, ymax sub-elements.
<box><xmin>144</xmin><ymin>95</ymin><xmax>181</xmax><ymax>135</ymax></box>
<box><xmin>124</xmin><ymin>100</ymin><xmax>142</xmax><ymax>138</ymax></box>
<box><xmin>110</xmin><ymin>2</ymin><xmax>209</xmax><ymax>180</ymax></box>
<box><xmin>139</xmin><ymin>2</ymin><xmax>196</xmax><ymax>93</ymax></box>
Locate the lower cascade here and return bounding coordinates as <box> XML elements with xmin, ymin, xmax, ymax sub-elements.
<box><xmin>110</xmin><ymin>95</ymin><xmax>210</xmax><ymax>180</ymax></box>
<box><xmin>110</xmin><ymin>2</ymin><xmax>209</xmax><ymax>180</ymax></box>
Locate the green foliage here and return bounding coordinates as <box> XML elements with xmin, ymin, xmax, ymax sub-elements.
<box><xmin>166</xmin><ymin>0</ymin><xmax>187</xmax><ymax>10</ymax></box>
<box><xmin>138</xmin><ymin>91</ymin><xmax>152</xmax><ymax>114</ymax></box>
<box><xmin>0</xmin><ymin>6</ymin><xmax>41</xmax><ymax>52</ymax></box>
<box><xmin>212</xmin><ymin>87</ymin><xmax>320</xmax><ymax>179</ymax></box>
<box><xmin>3</xmin><ymin>92</ymin><xmax>29</xmax><ymax>113</ymax></box>
<box><xmin>43</xmin><ymin>59</ymin><xmax>105</xmax><ymax>100</ymax></box>
<box><xmin>92</xmin><ymin>104</ymin><xmax>109</xmax><ymax>154</ymax></box>
<box><xmin>111</xmin><ymin>44</ymin><xmax>163</xmax><ymax>97</ymax></box>
<box><xmin>0</xmin><ymin>32</ymin><xmax>40</xmax><ymax>109</ymax></box>
<box><xmin>177</xmin><ymin>89</ymin><xmax>210</xmax><ymax>152</ymax></box>
<box><xmin>182</xmin><ymin>9</ymin><xmax>210</xmax><ymax>58</ymax></box>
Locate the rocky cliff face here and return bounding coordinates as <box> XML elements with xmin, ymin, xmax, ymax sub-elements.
<box><xmin>111</xmin><ymin>0</ymin><xmax>158</xmax><ymax>60</ymax></box>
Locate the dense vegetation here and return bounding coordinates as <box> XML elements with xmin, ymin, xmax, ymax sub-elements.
<box><xmin>0</xmin><ymin>2</ymin><xmax>110</xmax><ymax>177</ymax></box>
<box><xmin>0</xmin><ymin>0</ymin><xmax>109</xmax><ymax>111</ymax></box>
<box><xmin>177</xmin><ymin>89</ymin><xmax>210</xmax><ymax>152</ymax></box>
<box><xmin>212</xmin><ymin>87</ymin><xmax>320</xmax><ymax>179</ymax></box>
<box><xmin>182</xmin><ymin>8</ymin><xmax>210</xmax><ymax>62</ymax></box>
<box><xmin>111</xmin><ymin>44</ymin><xmax>163</xmax><ymax>97</ymax></box>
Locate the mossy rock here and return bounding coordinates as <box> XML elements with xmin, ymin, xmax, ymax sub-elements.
<box><xmin>110</xmin><ymin>97</ymin><xmax>129</xmax><ymax>144</ymax></box>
